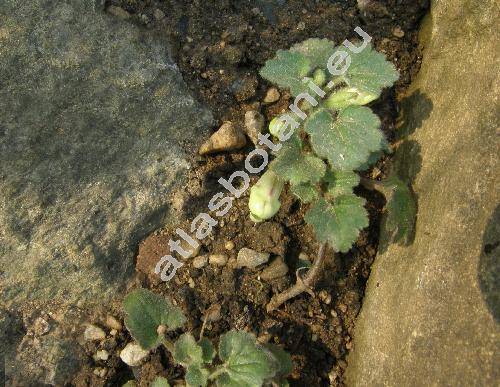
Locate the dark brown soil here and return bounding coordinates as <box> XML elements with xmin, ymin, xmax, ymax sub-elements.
<box><xmin>76</xmin><ymin>1</ymin><xmax>429</xmax><ymax>386</ymax></box>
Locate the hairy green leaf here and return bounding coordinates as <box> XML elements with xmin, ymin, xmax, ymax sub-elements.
<box><xmin>290</xmin><ymin>38</ymin><xmax>336</xmax><ymax>69</ymax></box>
<box><xmin>199</xmin><ymin>337</ymin><xmax>216</xmax><ymax>364</ymax></box>
<box><xmin>344</xmin><ymin>43</ymin><xmax>399</xmax><ymax>96</ymax></box>
<box><xmin>218</xmin><ymin>331</ymin><xmax>273</xmax><ymax>386</ymax></box>
<box><xmin>324</xmin><ymin>169</ymin><xmax>360</xmax><ymax>197</ymax></box>
<box><xmin>174</xmin><ymin>333</ymin><xmax>203</xmax><ymax>366</ymax></box>
<box><xmin>185</xmin><ymin>364</ymin><xmax>209</xmax><ymax>387</ymax></box>
<box><xmin>356</xmin><ymin>138</ymin><xmax>391</xmax><ymax>171</ymax></box>
<box><xmin>270</xmin><ymin>134</ymin><xmax>326</xmax><ymax>185</ymax></box>
<box><xmin>381</xmin><ymin>176</ymin><xmax>416</xmax><ymax>245</ymax></box>
<box><xmin>305</xmin><ymin>106</ymin><xmax>384</xmax><ymax>171</ymax></box>
<box><xmin>151</xmin><ymin>376</ymin><xmax>170</xmax><ymax>387</ymax></box>
<box><xmin>261</xmin><ymin>343</ymin><xmax>293</xmax><ymax>378</ymax></box>
<box><xmin>305</xmin><ymin>196</ymin><xmax>368</xmax><ymax>252</ymax></box>
<box><xmin>290</xmin><ymin>182</ymin><xmax>319</xmax><ymax>203</ymax></box>
<box><xmin>123</xmin><ymin>289</ymin><xmax>186</xmax><ymax>350</ymax></box>
<box><xmin>259</xmin><ymin>50</ymin><xmax>311</xmax><ymax>96</ymax></box>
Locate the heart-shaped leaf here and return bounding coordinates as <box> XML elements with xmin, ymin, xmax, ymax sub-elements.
<box><xmin>217</xmin><ymin>331</ymin><xmax>273</xmax><ymax>386</ymax></box>
<box><xmin>123</xmin><ymin>289</ymin><xmax>186</xmax><ymax>350</ymax></box>
<box><xmin>305</xmin><ymin>196</ymin><xmax>369</xmax><ymax>252</ymax></box>
<box><xmin>324</xmin><ymin>168</ymin><xmax>360</xmax><ymax>197</ymax></box>
<box><xmin>151</xmin><ymin>376</ymin><xmax>170</xmax><ymax>387</ymax></box>
<box><xmin>174</xmin><ymin>333</ymin><xmax>204</xmax><ymax>366</ymax></box>
<box><xmin>343</xmin><ymin>43</ymin><xmax>399</xmax><ymax>96</ymax></box>
<box><xmin>305</xmin><ymin>106</ymin><xmax>384</xmax><ymax>171</ymax></box>
<box><xmin>259</xmin><ymin>50</ymin><xmax>311</xmax><ymax>96</ymax></box>
<box><xmin>270</xmin><ymin>134</ymin><xmax>326</xmax><ymax>185</ymax></box>
<box><xmin>290</xmin><ymin>182</ymin><xmax>319</xmax><ymax>203</ymax></box>
<box><xmin>261</xmin><ymin>343</ymin><xmax>293</xmax><ymax>378</ymax></box>
<box><xmin>199</xmin><ymin>337</ymin><xmax>216</xmax><ymax>364</ymax></box>
<box><xmin>185</xmin><ymin>364</ymin><xmax>209</xmax><ymax>387</ymax></box>
<box><xmin>290</xmin><ymin>38</ymin><xmax>336</xmax><ymax>69</ymax></box>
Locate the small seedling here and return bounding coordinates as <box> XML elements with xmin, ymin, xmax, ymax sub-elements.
<box><xmin>122</xmin><ymin>289</ymin><xmax>292</xmax><ymax>387</ymax></box>
<box><xmin>248</xmin><ymin>39</ymin><xmax>416</xmax><ymax>311</ymax></box>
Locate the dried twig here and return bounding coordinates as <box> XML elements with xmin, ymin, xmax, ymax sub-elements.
<box><xmin>266</xmin><ymin>243</ymin><xmax>328</xmax><ymax>313</ymax></box>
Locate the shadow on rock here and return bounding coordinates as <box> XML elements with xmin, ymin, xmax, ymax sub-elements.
<box><xmin>478</xmin><ymin>204</ymin><xmax>500</xmax><ymax>323</ymax></box>
<box><xmin>378</xmin><ymin>91</ymin><xmax>432</xmax><ymax>253</ymax></box>
<box><xmin>396</xmin><ymin>89</ymin><xmax>434</xmax><ymax>140</ymax></box>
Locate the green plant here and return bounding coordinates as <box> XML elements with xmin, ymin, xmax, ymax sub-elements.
<box><xmin>248</xmin><ymin>39</ymin><xmax>416</xmax><ymax>311</ymax></box>
<box><xmin>122</xmin><ymin>289</ymin><xmax>292</xmax><ymax>387</ymax></box>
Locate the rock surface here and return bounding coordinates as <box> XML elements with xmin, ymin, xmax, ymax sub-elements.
<box><xmin>346</xmin><ymin>1</ymin><xmax>500</xmax><ymax>385</ymax></box>
<box><xmin>0</xmin><ymin>0</ymin><xmax>212</xmax><ymax>308</ymax></box>
<box><xmin>0</xmin><ymin>0</ymin><xmax>212</xmax><ymax>383</ymax></box>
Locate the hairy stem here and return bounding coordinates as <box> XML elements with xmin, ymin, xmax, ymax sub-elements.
<box><xmin>162</xmin><ymin>337</ymin><xmax>175</xmax><ymax>354</ymax></box>
<box><xmin>208</xmin><ymin>366</ymin><xmax>227</xmax><ymax>381</ymax></box>
<box><xmin>266</xmin><ymin>243</ymin><xmax>327</xmax><ymax>313</ymax></box>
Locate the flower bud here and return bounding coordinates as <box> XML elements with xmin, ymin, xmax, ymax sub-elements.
<box><xmin>313</xmin><ymin>68</ymin><xmax>327</xmax><ymax>87</ymax></box>
<box><xmin>325</xmin><ymin>87</ymin><xmax>378</xmax><ymax>109</ymax></box>
<box><xmin>268</xmin><ymin>117</ymin><xmax>286</xmax><ymax>137</ymax></box>
<box><xmin>249</xmin><ymin>170</ymin><xmax>284</xmax><ymax>222</ymax></box>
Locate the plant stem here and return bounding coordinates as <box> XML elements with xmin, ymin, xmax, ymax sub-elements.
<box><xmin>266</xmin><ymin>243</ymin><xmax>328</xmax><ymax>313</ymax></box>
<box><xmin>208</xmin><ymin>366</ymin><xmax>227</xmax><ymax>381</ymax></box>
<box><xmin>162</xmin><ymin>337</ymin><xmax>175</xmax><ymax>354</ymax></box>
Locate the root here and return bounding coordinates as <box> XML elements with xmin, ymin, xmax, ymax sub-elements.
<box><xmin>266</xmin><ymin>243</ymin><xmax>328</xmax><ymax>313</ymax></box>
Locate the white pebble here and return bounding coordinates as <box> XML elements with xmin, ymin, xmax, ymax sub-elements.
<box><xmin>84</xmin><ymin>324</ymin><xmax>106</xmax><ymax>341</ymax></box>
<box><xmin>192</xmin><ymin>255</ymin><xmax>208</xmax><ymax>269</ymax></box>
<box><xmin>105</xmin><ymin>315</ymin><xmax>122</xmax><ymax>331</ymax></box>
<box><xmin>120</xmin><ymin>343</ymin><xmax>149</xmax><ymax>366</ymax></box>
<box><xmin>209</xmin><ymin>254</ymin><xmax>228</xmax><ymax>266</ymax></box>
<box><xmin>94</xmin><ymin>350</ymin><xmax>109</xmax><ymax>361</ymax></box>
<box><xmin>237</xmin><ymin>248</ymin><xmax>270</xmax><ymax>269</ymax></box>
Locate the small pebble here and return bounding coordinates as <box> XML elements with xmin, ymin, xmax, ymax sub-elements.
<box><xmin>93</xmin><ymin>367</ymin><xmax>107</xmax><ymax>378</ymax></box>
<box><xmin>106</xmin><ymin>5</ymin><xmax>130</xmax><ymax>19</ymax></box>
<box><xmin>237</xmin><ymin>248</ymin><xmax>270</xmax><ymax>269</ymax></box>
<box><xmin>209</xmin><ymin>254</ymin><xmax>228</xmax><ymax>266</ymax></box>
<box><xmin>298</xmin><ymin>252</ymin><xmax>310</xmax><ymax>261</ymax></box>
<box><xmin>33</xmin><ymin>317</ymin><xmax>50</xmax><ymax>336</ymax></box>
<box><xmin>330</xmin><ymin>309</ymin><xmax>338</xmax><ymax>318</ymax></box>
<box><xmin>105</xmin><ymin>315</ymin><xmax>122</xmax><ymax>331</ymax></box>
<box><xmin>110</xmin><ymin>329</ymin><xmax>118</xmax><ymax>336</ymax></box>
<box><xmin>338</xmin><ymin>303</ymin><xmax>348</xmax><ymax>313</ymax></box>
<box><xmin>84</xmin><ymin>324</ymin><xmax>106</xmax><ymax>341</ymax></box>
<box><xmin>393</xmin><ymin>26</ymin><xmax>405</xmax><ymax>38</ymax></box>
<box><xmin>188</xmin><ymin>277</ymin><xmax>195</xmax><ymax>288</ymax></box>
<box><xmin>192</xmin><ymin>255</ymin><xmax>208</xmax><ymax>269</ymax></box>
<box><xmin>297</xmin><ymin>21</ymin><xmax>306</xmax><ymax>31</ymax></box>
<box><xmin>244</xmin><ymin>110</ymin><xmax>265</xmax><ymax>144</ymax></box>
<box><xmin>199</xmin><ymin>122</ymin><xmax>247</xmax><ymax>155</ymax></box>
<box><xmin>319</xmin><ymin>290</ymin><xmax>332</xmax><ymax>305</ymax></box>
<box><xmin>263</xmin><ymin>87</ymin><xmax>280</xmax><ymax>104</ymax></box>
<box><xmin>345</xmin><ymin>341</ymin><xmax>353</xmax><ymax>350</ymax></box>
<box><xmin>153</xmin><ymin>8</ymin><xmax>165</xmax><ymax>20</ymax></box>
<box><xmin>94</xmin><ymin>350</ymin><xmax>109</xmax><ymax>362</ymax></box>
<box><xmin>224</xmin><ymin>240</ymin><xmax>235</xmax><ymax>251</ymax></box>
<box><xmin>179</xmin><ymin>239</ymin><xmax>201</xmax><ymax>259</ymax></box>
<box><xmin>311</xmin><ymin>334</ymin><xmax>318</xmax><ymax>342</ymax></box>
<box><xmin>120</xmin><ymin>343</ymin><xmax>149</xmax><ymax>366</ymax></box>
<box><xmin>260</xmin><ymin>257</ymin><xmax>288</xmax><ymax>281</ymax></box>
<box><xmin>203</xmin><ymin>304</ymin><xmax>222</xmax><ymax>323</ymax></box>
